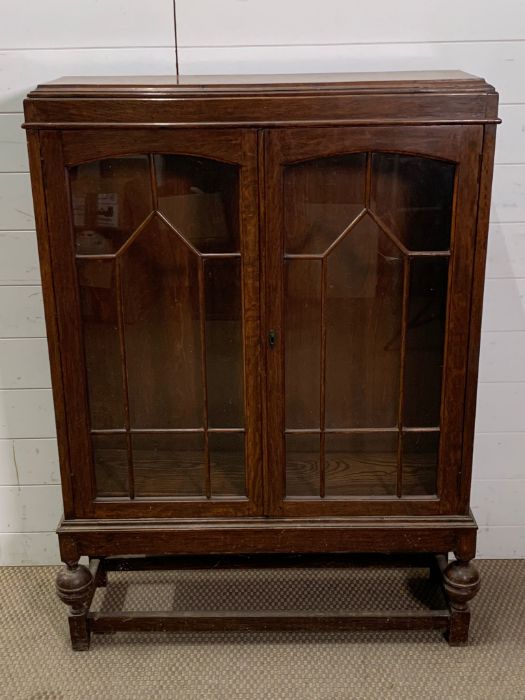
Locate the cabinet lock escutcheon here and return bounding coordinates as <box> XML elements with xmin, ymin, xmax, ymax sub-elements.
<box><xmin>268</xmin><ymin>329</ymin><xmax>277</xmax><ymax>348</ymax></box>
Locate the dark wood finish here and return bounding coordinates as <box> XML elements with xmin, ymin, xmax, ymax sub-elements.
<box><xmin>23</xmin><ymin>71</ymin><xmax>498</xmax><ymax>129</ymax></box>
<box><xmin>55</xmin><ymin>558</ymin><xmax>99</xmax><ymax>650</ymax></box>
<box><xmin>28</xmin><ymin>70</ymin><xmax>494</xmax><ymax>93</ymax></box>
<box><xmin>89</xmin><ymin>609</ymin><xmax>451</xmax><ymax>633</ymax></box>
<box><xmin>26</xmin><ymin>133</ymin><xmax>76</xmax><ymax>517</ymax></box>
<box><xmin>60</xmin><ymin>553</ymin><xmax>476</xmax><ymax>644</ymax></box>
<box><xmin>24</xmin><ymin>72</ymin><xmax>498</xmax><ymax>649</ymax></box>
<box><xmin>100</xmin><ymin>552</ymin><xmax>438</xmax><ymax>570</ymax></box>
<box><xmin>460</xmin><ymin>125</ymin><xmax>498</xmax><ymax>510</ymax></box>
<box><xmin>39</xmin><ymin>129</ymin><xmax>262</xmax><ymax>519</ymax></box>
<box><xmin>265</xmin><ymin>125</ymin><xmax>483</xmax><ymax>517</ymax></box>
<box><xmin>439</xmin><ymin>555</ymin><xmax>481</xmax><ymax>645</ymax></box>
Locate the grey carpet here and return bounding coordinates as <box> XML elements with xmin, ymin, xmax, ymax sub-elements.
<box><xmin>0</xmin><ymin>560</ymin><xmax>524</xmax><ymax>699</ymax></box>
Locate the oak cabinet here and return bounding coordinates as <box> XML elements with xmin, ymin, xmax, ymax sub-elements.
<box><xmin>24</xmin><ymin>71</ymin><xmax>498</xmax><ymax>648</ymax></box>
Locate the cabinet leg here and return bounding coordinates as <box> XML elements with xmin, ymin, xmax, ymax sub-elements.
<box><xmin>91</xmin><ymin>557</ymin><xmax>107</xmax><ymax>587</ymax></box>
<box><xmin>55</xmin><ymin>561</ymin><xmax>94</xmax><ymax>651</ymax></box>
<box><xmin>442</xmin><ymin>558</ymin><xmax>480</xmax><ymax>646</ymax></box>
<box><xmin>430</xmin><ymin>553</ymin><xmax>447</xmax><ymax>585</ymax></box>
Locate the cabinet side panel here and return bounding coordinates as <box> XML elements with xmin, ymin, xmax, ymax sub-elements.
<box><xmin>26</xmin><ymin>130</ymin><xmax>75</xmax><ymax>518</ymax></box>
<box><xmin>437</xmin><ymin>127</ymin><xmax>484</xmax><ymax>513</ymax></box>
<box><xmin>460</xmin><ymin>124</ymin><xmax>498</xmax><ymax>510</ymax></box>
<box><xmin>39</xmin><ymin>131</ymin><xmax>95</xmax><ymax>517</ymax></box>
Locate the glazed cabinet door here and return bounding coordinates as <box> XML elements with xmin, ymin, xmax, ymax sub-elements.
<box><xmin>40</xmin><ymin>129</ymin><xmax>262</xmax><ymax>518</ymax></box>
<box><xmin>264</xmin><ymin>126</ymin><xmax>482</xmax><ymax>517</ymax></box>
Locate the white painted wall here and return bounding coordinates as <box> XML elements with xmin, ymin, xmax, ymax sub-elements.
<box><xmin>0</xmin><ymin>1</ymin><xmax>523</xmax><ymax>564</ymax></box>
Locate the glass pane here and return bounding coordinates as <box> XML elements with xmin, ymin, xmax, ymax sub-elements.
<box><xmin>285</xmin><ymin>260</ymin><xmax>321</xmax><ymax>429</ymax></box>
<box><xmin>155</xmin><ymin>155</ymin><xmax>239</xmax><ymax>254</ymax></box>
<box><xmin>93</xmin><ymin>433</ymin><xmax>128</xmax><ymax>497</ymax></box>
<box><xmin>284</xmin><ymin>154</ymin><xmax>366</xmax><ymax>254</ymax></box>
<box><xmin>370</xmin><ymin>154</ymin><xmax>455</xmax><ymax>251</ymax></box>
<box><xmin>205</xmin><ymin>259</ymin><xmax>244</xmax><ymax>428</ymax></box>
<box><xmin>402</xmin><ymin>431</ymin><xmax>439</xmax><ymax>496</ymax></box>
<box><xmin>325</xmin><ymin>216</ymin><xmax>403</xmax><ymax>428</ymax></box>
<box><xmin>286</xmin><ymin>434</ymin><xmax>320</xmax><ymax>497</ymax></box>
<box><xmin>404</xmin><ymin>258</ymin><xmax>448</xmax><ymax>427</ymax></box>
<box><xmin>325</xmin><ymin>432</ymin><xmax>397</xmax><ymax>496</ymax></box>
<box><xmin>70</xmin><ymin>156</ymin><xmax>152</xmax><ymax>254</ymax></box>
<box><xmin>121</xmin><ymin>215</ymin><xmax>203</xmax><ymax>429</ymax></box>
<box><xmin>133</xmin><ymin>433</ymin><xmax>205</xmax><ymax>497</ymax></box>
<box><xmin>77</xmin><ymin>259</ymin><xmax>125</xmax><ymax>429</ymax></box>
<box><xmin>210</xmin><ymin>432</ymin><xmax>245</xmax><ymax>496</ymax></box>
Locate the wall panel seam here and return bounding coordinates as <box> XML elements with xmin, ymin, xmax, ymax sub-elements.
<box><xmin>177</xmin><ymin>39</ymin><xmax>525</xmax><ymax>49</ymax></box>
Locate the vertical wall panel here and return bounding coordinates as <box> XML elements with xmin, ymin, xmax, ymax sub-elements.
<box><xmin>0</xmin><ymin>232</ymin><xmax>40</xmax><ymax>285</ymax></box>
<box><xmin>0</xmin><ymin>115</ymin><xmax>28</xmax><ymax>172</ymax></box>
<box><xmin>176</xmin><ymin>1</ymin><xmax>525</xmax><ymax>46</ymax></box>
<box><xmin>0</xmin><ymin>0</ymin><xmax>175</xmax><ymax>49</ymax></box>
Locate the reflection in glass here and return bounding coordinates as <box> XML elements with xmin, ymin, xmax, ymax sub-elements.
<box><xmin>70</xmin><ymin>156</ymin><xmax>152</xmax><ymax>254</ymax></box>
<box><xmin>371</xmin><ymin>154</ymin><xmax>455</xmax><ymax>251</ymax></box>
<box><xmin>133</xmin><ymin>433</ymin><xmax>205</xmax><ymax>497</ymax></box>
<box><xmin>155</xmin><ymin>155</ymin><xmax>239</xmax><ymax>253</ymax></box>
<box><xmin>404</xmin><ymin>258</ymin><xmax>449</xmax><ymax>427</ymax></box>
<box><xmin>282</xmin><ymin>151</ymin><xmax>454</xmax><ymax>501</ymax></box>
<box><xmin>69</xmin><ymin>153</ymin><xmax>248</xmax><ymax>502</ymax></box>
<box><xmin>286</xmin><ymin>434</ymin><xmax>320</xmax><ymax>497</ymax></box>
<box><xmin>77</xmin><ymin>259</ymin><xmax>124</xmax><ymax>429</ymax></box>
<box><xmin>205</xmin><ymin>259</ymin><xmax>244</xmax><ymax>428</ymax></box>
<box><xmin>210</xmin><ymin>432</ymin><xmax>245</xmax><ymax>496</ymax></box>
<box><xmin>284</xmin><ymin>154</ymin><xmax>366</xmax><ymax>254</ymax></box>
<box><xmin>325</xmin><ymin>432</ymin><xmax>397</xmax><ymax>496</ymax></box>
<box><xmin>325</xmin><ymin>217</ymin><xmax>403</xmax><ymax>428</ymax></box>
<box><xmin>285</xmin><ymin>260</ymin><xmax>321</xmax><ymax>429</ymax></box>
<box><xmin>93</xmin><ymin>433</ymin><xmax>128</xmax><ymax>497</ymax></box>
<box><xmin>402</xmin><ymin>431</ymin><xmax>439</xmax><ymax>496</ymax></box>
<box><xmin>121</xmin><ymin>215</ymin><xmax>204</xmax><ymax>429</ymax></box>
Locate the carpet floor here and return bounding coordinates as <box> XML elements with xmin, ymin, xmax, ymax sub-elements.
<box><xmin>0</xmin><ymin>559</ymin><xmax>524</xmax><ymax>699</ymax></box>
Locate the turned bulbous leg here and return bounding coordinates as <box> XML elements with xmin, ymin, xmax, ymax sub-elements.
<box><xmin>443</xmin><ymin>559</ymin><xmax>480</xmax><ymax>646</ymax></box>
<box><xmin>56</xmin><ymin>562</ymin><xmax>94</xmax><ymax>650</ymax></box>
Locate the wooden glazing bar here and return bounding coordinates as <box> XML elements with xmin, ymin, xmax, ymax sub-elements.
<box><xmin>283</xmin><ymin>253</ymin><xmax>323</xmax><ymax>260</ymax></box>
<box><xmin>76</xmin><ymin>235</ymin><xmax>446</xmax><ymax>263</ymax></box>
<box><xmin>402</xmin><ymin>427</ymin><xmax>441</xmax><ymax>433</ymax></box>
<box><xmin>365</xmin><ymin>151</ymin><xmax>372</xmax><ymax>208</ymax></box>
<box><xmin>156</xmin><ymin>210</ymin><xmax>201</xmax><ymax>257</ymax></box>
<box><xmin>199</xmin><ymin>259</ymin><xmax>211</xmax><ymax>499</ymax></box>
<box><xmin>322</xmin><ymin>209</ymin><xmax>367</xmax><ymax>258</ymax></box>
<box><xmin>113</xmin><ymin>211</ymin><xmax>155</xmax><ymax>258</ymax></box>
<box><xmin>286</xmin><ymin>427</ymin><xmax>396</xmax><ymax>435</ymax></box>
<box><xmin>149</xmin><ymin>154</ymin><xmax>158</xmax><ymax>208</ymax></box>
<box><xmin>76</xmin><ymin>211</ymin><xmax>156</xmax><ymax>261</ymax></box>
<box><xmin>367</xmin><ymin>209</ymin><xmax>410</xmax><ymax>257</ymax></box>
<box><xmin>90</xmin><ymin>427</ymin><xmax>246</xmax><ymax>436</ymax></box>
<box><xmin>76</xmin><ymin>253</ymin><xmax>117</xmax><ymax>260</ymax></box>
<box><xmin>91</xmin><ymin>428</ymin><xmax>127</xmax><ymax>435</ymax></box>
<box><xmin>201</xmin><ymin>252</ymin><xmax>242</xmax><ymax>258</ymax></box>
<box><xmin>115</xmin><ymin>258</ymin><xmax>134</xmax><ymax>499</ymax></box>
<box><xmin>284</xmin><ymin>427</ymin><xmax>441</xmax><ymax>435</ymax></box>
<box><xmin>396</xmin><ymin>257</ymin><xmax>410</xmax><ymax>498</ymax></box>
<box><xmin>320</xmin><ymin>258</ymin><xmax>327</xmax><ymax>498</ymax></box>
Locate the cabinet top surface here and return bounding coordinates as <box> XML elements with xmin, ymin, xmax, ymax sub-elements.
<box><xmin>29</xmin><ymin>70</ymin><xmax>495</xmax><ymax>98</ymax></box>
